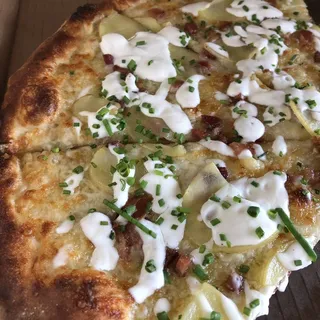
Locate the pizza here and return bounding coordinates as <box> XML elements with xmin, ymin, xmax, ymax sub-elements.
<box><xmin>0</xmin><ymin>0</ymin><xmax>320</xmax><ymax>319</ymax></box>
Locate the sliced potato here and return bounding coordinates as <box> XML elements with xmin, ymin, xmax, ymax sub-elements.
<box><xmin>199</xmin><ymin>0</ymin><xmax>243</xmax><ymax>23</ymax></box>
<box><xmin>89</xmin><ymin>147</ymin><xmax>117</xmax><ymax>191</ymax></box>
<box><xmin>126</xmin><ymin>107</ymin><xmax>175</xmax><ymax>142</ymax></box>
<box><xmin>141</xmin><ymin>144</ymin><xmax>187</xmax><ymax>157</ymax></box>
<box><xmin>239</xmin><ymin>157</ymin><xmax>265</xmax><ymax>171</ymax></box>
<box><xmin>73</xmin><ymin>95</ymin><xmax>108</xmax><ymax>118</ymax></box>
<box><xmin>184</xmin><ymin>163</ymin><xmax>227</xmax><ymax>246</ymax></box>
<box><xmin>175</xmin><ymin>283</ymin><xmax>236</xmax><ymax>320</ymax></box>
<box><xmin>289</xmin><ymin>100</ymin><xmax>320</xmax><ymax>137</ymax></box>
<box><xmin>99</xmin><ymin>11</ymin><xmax>145</xmax><ymax>38</ymax></box>
<box><xmin>246</xmin><ymin>244</ymin><xmax>288</xmax><ymax>290</ymax></box>
<box><xmin>134</xmin><ymin>17</ymin><xmax>162</xmax><ymax>32</ymax></box>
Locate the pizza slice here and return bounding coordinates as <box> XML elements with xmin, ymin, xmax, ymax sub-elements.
<box><xmin>2</xmin><ymin>0</ymin><xmax>320</xmax><ymax>154</ymax></box>
<box><xmin>1</xmin><ymin>141</ymin><xmax>319</xmax><ymax>319</ymax></box>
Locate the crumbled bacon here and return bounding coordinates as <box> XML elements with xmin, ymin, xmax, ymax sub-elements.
<box><xmin>218</xmin><ymin>167</ymin><xmax>229</xmax><ymax>179</ymax></box>
<box><xmin>225</xmin><ymin>272</ymin><xmax>244</xmax><ymax>294</ymax></box>
<box><xmin>113</xmin><ymin>65</ymin><xmax>129</xmax><ymax>75</ymax></box>
<box><xmin>315</xmin><ymin>52</ymin><xmax>320</xmax><ymax>63</ymax></box>
<box><xmin>198</xmin><ymin>60</ymin><xmax>215</xmax><ymax>75</ymax></box>
<box><xmin>103</xmin><ymin>54</ymin><xmax>114</xmax><ymax>65</ymax></box>
<box><xmin>191</xmin><ymin>128</ymin><xmax>207</xmax><ymax>140</ymax></box>
<box><xmin>287</xmin><ymin>30</ymin><xmax>315</xmax><ymax>53</ymax></box>
<box><xmin>191</xmin><ymin>115</ymin><xmax>223</xmax><ymax>141</ymax></box>
<box><xmin>169</xmin><ymin>80</ymin><xmax>184</xmax><ymax>94</ymax></box>
<box><xmin>184</xmin><ymin>22</ymin><xmax>198</xmax><ymax>35</ymax></box>
<box><xmin>148</xmin><ymin>8</ymin><xmax>165</xmax><ymax>19</ymax></box>
<box><xmin>229</xmin><ymin>142</ymin><xmax>255</xmax><ymax>156</ymax></box>
<box><xmin>165</xmin><ymin>248</ymin><xmax>192</xmax><ymax>277</ymax></box>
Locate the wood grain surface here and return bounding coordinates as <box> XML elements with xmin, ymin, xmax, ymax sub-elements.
<box><xmin>0</xmin><ymin>1</ymin><xmax>320</xmax><ymax>319</ymax></box>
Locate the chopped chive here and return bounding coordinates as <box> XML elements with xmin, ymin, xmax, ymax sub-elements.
<box><xmin>158</xmin><ymin>199</ymin><xmax>165</xmax><ymax>207</ymax></box>
<box><xmin>156</xmin><ymin>184</ymin><xmax>161</xmax><ymax>196</ymax></box>
<box><xmin>243</xmin><ymin>307</ymin><xmax>251</xmax><ymax>316</ymax></box>
<box><xmin>69</xmin><ymin>215</ymin><xmax>75</xmax><ymax>221</ymax></box>
<box><xmin>247</xmin><ymin>206</ymin><xmax>260</xmax><ymax>218</ymax></box>
<box><xmin>199</xmin><ymin>244</ymin><xmax>206</xmax><ymax>254</ymax></box>
<box><xmin>136</xmin><ymin>40</ymin><xmax>146</xmax><ymax>46</ymax></box>
<box><xmin>202</xmin><ymin>253</ymin><xmax>214</xmax><ymax>266</ymax></box>
<box><xmin>255</xmin><ymin>227</ymin><xmax>265</xmax><ymax>239</ymax></box>
<box><xmin>148</xmin><ymin>60</ymin><xmax>154</xmax><ymax>66</ymax></box>
<box><xmin>188</xmin><ymin>86</ymin><xmax>195</xmax><ymax>93</ymax></box>
<box><xmin>168</xmin><ymin>77</ymin><xmax>176</xmax><ymax>84</ymax></box>
<box><xmin>140</xmin><ymin>180</ymin><xmax>148</xmax><ymax>189</ymax></box>
<box><xmin>250</xmin><ymin>299</ymin><xmax>260</xmax><ymax>309</ymax></box>
<box><xmin>145</xmin><ymin>259</ymin><xmax>156</xmax><ymax>273</ymax></box>
<box><xmin>210</xmin><ymin>195</ymin><xmax>221</xmax><ymax>202</ymax></box>
<box><xmin>305</xmin><ymin>100</ymin><xmax>317</xmax><ymax>109</ymax></box>
<box><xmin>51</xmin><ymin>147</ymin><xmax>60</xmax><ymax>153</ymax></box>
<box><xmin>294</xmin><ymin>259</ymin><xmax>302</xmax><ymax>266</ymax></box>
<box><xmin>171</xmin><ymin>224</ymin><xmax>178</xmax><ymax>230</ymax></box>
<box><xmin>233</xmin><ymin>196</ymin><xmax>242</xmax><ymax>203</ymax></box>
<box><xmin>154</xmin><ymin>170</ymin><xmax>164</xmax><ymax>176</ymax></box>
<box><xmin>273</xmin><ymin>170</ymin><xmax>282</xmax><ymax>175</ymax></box>
<box><xmin>127</xmin><ymin>177</ymin><xmax>135</xmax><ymax>186</ymax></box>
<box><xmin>100</xmin><ymin>221</ymin><xmax>109</xmax><ymax>225</ymax></box>
<box><xmin>176</xmin><ymin>193</ymin><xmax>183</xmax><ymax>199</ymax></box>
<box><xmin>163</xmin><ymin>270</ymin><xmax>171</xmax><ymax>284</ymax></box>
<box><xmin>251</xmin><ymin>181</ymin><xmax>259</xmax><ymax>188</ymax></box>
<box><xmin>193</xmin><ymin>264</ymin><xmax>208</xmax><ymax>281</ymax></box>
<box><xmin>157</xmin><ymin>311</ymin><xmax>169</xmax><ymax>320</ymax></box>
<box><xmin>127</xmin><ymin>59</ymin><xmax>137</xmax><ymax>72</ymax></box>
<box><xmin>103</xmin><ymin>200</ymin><xmax>156</xmax><ymax>238</ymax></box>
<box><xmin>91</xmin><ymin>162</ymin><xmax>97</xmax><ymax>168</ymax></box>
<box><xmin>88</xmin><ymin>208</ymin><xmax>96</xmax><ymax>213</ymax></box>
<box><xmin>73</xmin><ymin>122</ymin><xmax>80</xmax><ymax>127</ymax></box>
<box><xmin>221</xmin><ymin>201</ymin><xmax>231</xmax><ymax>209</ymax></box>
<box><xmin>109</xmin><ymin>231</ymin><xmax>115</xmax><ymax>240</ymax></box>
<box><xmin>220</xmin><ymin>234</ymin><xmax>227</xmax><ymax>241</ymax></box>
<box><xmin>155</xmin><ymin>217</ymin><xmax>164</xmax><ymax>225</ymax></box>
<box><xmin>275</xmin><ymin>208</ymin><xmax>317</xmax><ymax>261</ymax></box>
<box><xmin>210</xmin><ymin>311</ymin><xmax>221</xmax><ymax>320</ymax></box>
<box><xmin>268</xmin><ymin>209</ymin><xmax>277</xmax><ymax>220</ymax></box>
<box><xmin>92</xmin><ymin>132</ymin><xmax>99</xmax><ymax>138</ymax></box>
<box><xmin>73</xmin><ymin>166</ymin><xmax>84</xmax><ymax>174</ymax></box>
<box><xmin>102</xmin><ymin>119</ymin><xmax>113</xmax><ymax>136</ymax></box>
<box><xmin>211</xmin><ymin>218</ymin><xmax>221</xmax><ymax>226</ymax></box>
<box><xmin>238</xmin><ymin>264</ymin><xmax>250</xmax><ymax>273</ymax></box>
<box><xmin>63</xmin><ymin>190</ymin><xmax>71</xmax><ymax>195</ymax></box>
<box><xmin>59</xmin><ymin>182</ymin><xmax>68</xmax><ymax>188</ymax></box>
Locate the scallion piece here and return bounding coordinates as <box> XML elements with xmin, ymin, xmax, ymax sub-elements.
<box><xmin>72</xmin><ymin>166</ymin><xmax>84</xmax><ymax>174</ymax></box>
<box><xmin>145</xmin><ymin>259</ymin><xmax>156</xmax><ymax>273</ymax></box>
<box><xmin>103</xmin><ymin>200</ymin><xmax>157</xmax><ymax>238</ymax></box>
<box><xmin>275</xmin><ymin>208</ymin><xmax>317</xmax><ymax>261</ymax></box>
<box><xmin>157</xmin><ymin>311</ymin><xmax>169</xmax><ymax>320</ymax></box>
<box><xmin>294</xmin><ymin>259</ymin><xmax>302</xmax><ymax>266</ymax></box>
<box><xmin>249</xmin><ymin>299</ymin><xmax>260</xmax><ymax>309</ymax></box>
<box><xmin>102</xmin><ymin>119</ymin><xmax>113</xmax><ymax>136</ymax></box>
<box><xmin>210</xmin><ymin>218</ymin><xmax>221</xmax><ymax>226</ymax></box>
<box><xmin>193</xmin><ymin>264</ymin><xmax>208</xmax><ymax>281</ymax></box>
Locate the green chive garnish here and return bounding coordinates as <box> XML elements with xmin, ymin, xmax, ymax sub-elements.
<box><xmin>247</xmin><ymin>206</ymin><xmax>260</xmax><ymax>218</ymax></box>
<box><xmin>73</xmin><ymin>166</ymin><xmax>84</xmax><ymax>174</ymax></box>
<box><xmin>193</xmin><ymin>264</ymin><xmax>208</xmax><ymax>281</ymax></box>
<box><xmin>145</xmin><ymin>259</ymin><xmax>156</xmax><ymax>273</ymax></box>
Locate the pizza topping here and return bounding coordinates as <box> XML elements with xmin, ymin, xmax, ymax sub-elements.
<box><xmin>56</xmin><ymin>216</ymin><xmax>75</xmax><ymax>234</ymax></box>
<box><xmin>72</xmin><ymin>116</ymin><xmax>82</xmax><ymax>136</ymax></box>
<box><xmin>158</xmin><ymin>26</ymin><xmax>190</xmax><ymax>47</ymax></box>
<box><xmin>52</xmin><ymin>245</ymin><xmax>72</xmax><ymax>269</ymax></box>
<box><xmin>80</xmin><ymin>212</ymin><xmax>119</xmax><ymax>271</ymax></box>
<box><xmin>181</xmin><ymin>2</ymin><xmax>210</xmax><ymax>17</ymax></box>
<box><xmin>129</xmin><ymin>219</ymin><xmax>165</xmax><ymax>303</ymax></box>
<box><xmin>272</xmin><ymin>135</ymin><xmax>287</xmax><ymax>157</ymax></box>
<box><xmin>140</xmin><ymin>158</ymin><xmax>185</xmax><ymax>248</ymax></box>
<box><xmin>101</xmin><ymin>71</ymin><xmax>138</xmax><ymax>101</ymax></box>
<box><xmin>252</xmin><ymin>143</ymin><xmax>266</xmax><ymax>161</ymax></box>
<box><xmin>199</xmin><ymin>140</ymin><xmax>236</xmax><ymax>157</ymax></box>
<box><xmin>154</xmin><ymin>298</ymin><xmax>171</xmax><ymax>316</ymax></box>
<box><xmin>201</xmin><ymin>171</ymin><xmax>289</xmax><ymax>247</ymax></box>
<box><xmin>261</xmin><ymin>19</ymin><xmax>296</xmax><ymax>34</ymax></box>
<box><xmin>129</xmin><ymin>80</ymin><xmax>192</xmax><ymax>135</ymax></box>
<box><xmin>277</xmin><ymin>239</ymin><xmax>314</xmax><ymax>271</ymax></box>
<box><xmin>204</xmin><ymin>42</ymin><xmax>229</xmax><ymax>58</ymax></box>
<box><xmin>176</xmin><ymin>75</ymin><xmax>206</xmax><ymax>108</ymax></box>
<box><xmin>108</xmin><ymin>145</ymin><xmax>136</xmax><ymax>212</ymax></box>
<box><xmin>103</xmin><ymin>54</ymin><xmax>114</xmax><ymax>65</ymax></box>
<box><xmin>61</xmin><ymin>170</ymin><xmax>84</xmax><ymax>195</ymax></box>
<box><xmin>234</xmin><ymin>116</ymin><xmax>265</xmax><ymax>143</ymax></box>
<box><xmin>226</xmin><ymin>0</ymin><xmax>283</xmax><ymax>22</ymax></box>
<box><xmin>100</xmin><ymin>32</ymin><xmax>176</xmax><ymax>82</ymax></box>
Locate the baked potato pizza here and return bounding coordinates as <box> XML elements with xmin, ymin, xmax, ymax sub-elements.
<box><xmin>0</xmin><ymin>0</ymin><xmax>320</xmax><ymax>319</ymax></box>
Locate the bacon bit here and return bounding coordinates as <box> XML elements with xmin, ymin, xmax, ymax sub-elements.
<box><xmin>201</xmin><ymin>115</ymin><xmax>221</xmax><ymax>129</ymax></box>
<box><xmin>165</xmin><ymin>248</ymin><xmax>179</xmax><ymax>268</ymax></box>
<box><xmin>287</xmin><ymin>30</ymin><xmax>315</xmax><ymax>53</ymax></box>
<box><xmin>217</xmin><ymin>21</ymin><xmax>233</xmax><ymax>32</ymax></box>
<box><xmin>314</xmin><ymin>52</ymin><xmax>320</xmax><ymax>63</ymax></box>
<box><xmin>114</xmin><ymin>223</ymin><xmax>143</xmax><ymax>262</ymax></box>
<box><xmin>198</xmin><ymin>60</ymin><xmax>215</xmax><ymax>75</ymax></box>
<box><xmin>122</xmin><ymin>195</ymin><xmax>153</xmax><ymax>220</ymax></box>
<box><xmin>113</xmin><ymin>65</ymin><xmax>129</xmax><ymax>75</ymax></box>
<box><xmin>225</xmin><ymin>272</ymin><xmax>244</xmax><ymax>294</ymax></box>
<box><xmin>229</xmin><ymin>142</ymin><xmax>255</xmax><ymax>156</ymax></box>
<box><xmin>184</xmin><ymin>22</ymin><xmax>198</xmax><ymax>35</ymax></box>
<box><xmin>204</xmin><ymin>28</ymin><xmax>220</xmax><ymax>42</ymax></box>
<box><xmin>290</xmin><ymin>188</ymin><xmax>311</xmax><ymax>206</ymax></box>
<box><xmin>169</xmin><ymin>79</ymin><xmax>184</xmax><ymax>94</ymax></box>
<box><xmin>175</xmin><ymin>255</ymin><xmax>192</xmax><ymax>276</ymax></box>
<box><xmin>136</xmin><ymin>79</ymin><xmax>147</xmax><ymax>92</ymax></box>
<box><xmin>218</xmin><ymin>167</ymin><xmax>229</xmax><ymax>179</ymax></box>
<box><xmin>148</xmin><ymin>8</ymin><xmax>165</xmax><ymax>20</ymax></box>
<box><xmin>230</xmin><ymin>94</ymin><xmax>245</xmax><ymax>103</ymax></box>
<box><xmin>103</xmin><ymin>54</ymin><xmax>114</xmax><ymax>65</ymax></box>
<box><xmin>191</xmin><ymin>128</ymin><xmax>207</xmax><ymax>140</ymax></box>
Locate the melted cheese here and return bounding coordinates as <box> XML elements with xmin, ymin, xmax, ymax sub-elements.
<box><xmin>100</xmin><ymin>32</ymin><xmax>176</xmax><ymax>82</ymax></box>
<box><xmin>129</xmin><ymin>219</ymin><xmax>165</xmax><ymax>303</ymax></box>
<box><xmin>176</xmin><ymin>75</ymin><xmax>206</xmax><ymax>108</ymax></box>
<box><xmin>80</xmin><ymin>212</ymin><xmax>119</xmax><ymax>271</ymax></box>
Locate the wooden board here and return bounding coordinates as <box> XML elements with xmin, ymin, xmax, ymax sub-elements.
<box><xmin>0</xmin><ymin>1</ymin><xmax>319</xmax><ymax>319</ymax></box>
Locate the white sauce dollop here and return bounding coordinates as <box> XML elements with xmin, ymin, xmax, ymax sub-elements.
<box><xmin>63</xmin><ymin>171</ymin><xmax>84</xmax><ymax>195</ymax></box>
<box><xmin>129</xmin><ymin>219</ymin><xmax>165</xmax><ymax>303</ymax></box>
<box><xmin>72</xmin><ymin>116</ymin><xmax>82</xmax><ymax>137</ymax></box>
<box><xmin>180</xmin><ymin>2</ymin><xmax>210</xmax><ymax>16</ymax></box>
<box><xmin>109</xmin><ymin>145</ymin><xmax>135</xmax><ymax>210</ymax></box>
<box><xmin>53</xmin><ymin>245</ymin><xmax>71</xmax><ymax>269</ymax></box>
<box><xmin>100</xmin><ymin>32</ymin><xmax>176</xmax><ymax>82</ymax></box>
<box><xmin>205</xmin><ymin>42</ymin><xmax>229</xmax><ymax>58</ymax></box>
<box><xmin>154</xmin><ymin>298</ymin><xmax>171</xmax><ymax>315</ymax></box>
<box><xmin>56</xmin><ymin>217</ymin><xmax>75</xmax><ymax>234</ymax></box>
<box><xmin>272</xmin><ymin>135</ymin><xmax>287</xmax><ymax>156</ymax></box>
<box><xmin>80</xmin><ymin>212</ymin><xmax>119</xmax><ymax>271</ymax></box>
<box><xmin>176</xmin><ymin>75</ymin><xmax>205</xmax><ymax>108</ymax></box>
<box><xmin>277</xmin><ymin>240</ymin><xmax>313</xmax><ymax>271</ymax></box>
<box><xmin>234</xmin><ymin>116</ymin><xmax>265</xmax><ymax>143</ymax></box>
<box><xmin>158</xmin><ymin>26</ymin><xmax>190</xmax><ymax>47</ymax></box>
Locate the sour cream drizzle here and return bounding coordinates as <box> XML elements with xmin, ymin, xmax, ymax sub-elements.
<box><xmin>176</xmin><ymin>75</ymin><xmax>205</xmax><ymax>108</ymax></box>
<box><xmin>53</xmin><ymin>245</ymin><xmax>71</xmax><ymax>269</ymax></box>
<box><xmin>109</xmin><ymin>145</ymin><xmax>135</xmax><ymax>211</ymax></box>
<box><xmin>63</xmin><ymin>171</ymin><xmax>84</xmax><ymax>195</ymax></box>
<box><xmin>56</xmin><ymin>217</ymin><xmax>75</xmax><ymax>234</ymax></box>
<box><xmin>180</xmin><ymin>2</ymin><xmax>210</xmax><ymax>16</ymax></box>
<box><xmin>272</xmin><ymin>135</ymin><xmax>287</xmax><ymax>156</ymax></box>
<box><xmin>201</xmin><ymin>171</ymin><xmax>289</xmax><ymax>247</ymax></box>
<box><xmin>100</xmin><ymin>32</ymin><xmax>176</xmax><ymax>82</ymax></box>
<box><xmin>158</xmin><ymin>26</ymin><xmax>190</xmax><ymax>47</ymax></box>
<box><xmin>80</xmin><ymin>212</ymin><xmax>119</xmax><ymax>271</ymax></box>
<box><xmin>129</xmin><ymin>219</ymin><xmax>165</xmax><ymax>303</ymax></box>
